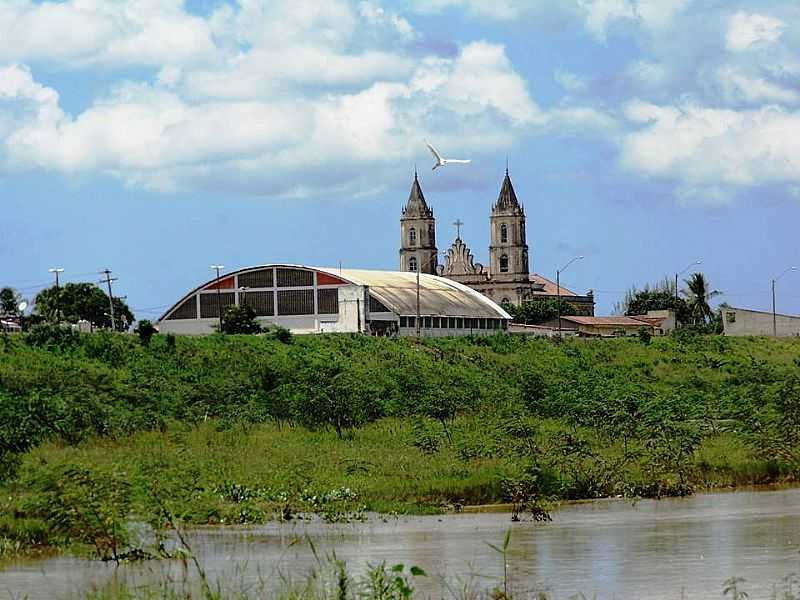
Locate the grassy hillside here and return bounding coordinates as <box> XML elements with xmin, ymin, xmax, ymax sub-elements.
<box><xmin>1</xmin><ymin>327</ymin><xmax>799</xmax><ymax>558</ymax></box>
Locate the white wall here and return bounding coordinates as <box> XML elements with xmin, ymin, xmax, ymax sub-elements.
<box><xmin>723</xmin><ymin>307</ymin><xmax>800</xmax><ymax>337</ymax></box>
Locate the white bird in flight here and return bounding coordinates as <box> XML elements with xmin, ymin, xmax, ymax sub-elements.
<box><xmin>425</xmin><ymin>141</ymin><xmax>471</xmax><ymax>171</ymax></box>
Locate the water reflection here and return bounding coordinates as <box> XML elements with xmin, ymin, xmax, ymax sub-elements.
<box><xmin>2</xmin><ymin>488</ymin><xmax>799</xmax><ymax>599</ymax></box>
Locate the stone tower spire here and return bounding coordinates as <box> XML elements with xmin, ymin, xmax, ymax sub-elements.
<box><xmin>489</xmin><ymin>169</ymin><xmax>529</xmax><ymax>281</ymax></box>
<box><xmin>400</xmin><ymin>171</ymin><xmax>438</xmax><ymax>274</ymax></box>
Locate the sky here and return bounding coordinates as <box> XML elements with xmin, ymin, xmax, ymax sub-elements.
<box><xmin>2</xmin><ymin>0</ymin><xmax>800</xmax><ymax>321</ymax></box>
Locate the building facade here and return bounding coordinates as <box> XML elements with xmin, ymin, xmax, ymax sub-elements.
<box><xmin>399</xmin><ymin>170</ymin><xmax>595</xmax><ymax>314</ymax></box>
<box><xmin>722</xmin><ymin>306</ymin><xmax>800</xmax><ymax>337</ymax></box>
<box><xmin>157</xmin><ymin>265</ymin><xmax>511</xmax><ymax>337</ymax></box>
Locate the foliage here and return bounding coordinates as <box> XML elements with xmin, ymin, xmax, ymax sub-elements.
<box><xmin>34</xmin><ymin>282</ymin><xmax>134</xmax><ymax>331</ymax></box>
<box><xmin>220</xmin><ymin>305</ymin><xmax>261</xmax><ymax>335</ymax></box>
<box><xmin>3</xmin><ymin>333</ymin><xmax>800</xmax><ymax>554</ymax></box>
<box><xmin>0</xmin><ymin>286</ymin><xmax>22</xmax><ymax>316</ymax></box>
<box><xmin>683</xmin><ymin>272</ymin><xmax>722</xmax><ymax>326</ymax></box>
<box><xmin>134</xmin><ymin>320</ymin><xmax>157</xmax><ymax>346</ymax></box>
<box><xmin>615</xmin><ymin>277</ymin><xmax>690</xmax><ymax>323</ymax></box>
<box><xmin>503</xmin><ymin>298</ymin><xmax>583</xmax><ymax>324</ymax></box>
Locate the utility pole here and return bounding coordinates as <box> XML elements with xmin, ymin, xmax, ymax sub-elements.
<box><xmin>99</xmin><ymin>269</ymin><xmax>118</xmax><ymax>331</ymax></box>
<box><xmin>48</xmin><ymin>267</ymin><xmax>64</xmax><ymax>323</ymax></box>
<box><xmin>556</xmin><ymin>256</ymin><xmax>584</xmax><ymax>338</ymax></box>
<box><xmin>772</xmin><ymin>266</ymin><xmax>797</xmax><ymax>337</ymax></box>
<box><xmin>210</xmin><ymin>265</ymin><xmax>225</xmax><ymax>333</ymax></box>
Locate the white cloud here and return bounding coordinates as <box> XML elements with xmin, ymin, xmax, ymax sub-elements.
<box><xmin>0</xmin><ymin>35</ymin><xmax>552</xmax><ymax>196</ymax></box>
<box><xmin>726</xmin><ymin>11</ymin><xmax>786</xmax><ymax>52</ymax></box>
<box><xmin>715</xmin><ymin>66</ymin><xmax>799</xmax><ymax>105</ymax></box>
<box><xmin>620</xmin><ymin>100</ymin><xmax>800</xmax><ymax>198</ymax></box>
<box><xmin>554</xmin><ymin>69</ymin><xmax>587</xmax><ymax>93</ymax></box>
<box><xmin>0</xmin><ymin>0</ymin><xmax>216</xmax><ymax>67</ymax></box>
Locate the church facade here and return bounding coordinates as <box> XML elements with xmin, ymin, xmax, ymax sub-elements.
<box><xmin>399</xmin><ymin>170</ymin><xmax>595</xmax><ymax>314</ymax></box>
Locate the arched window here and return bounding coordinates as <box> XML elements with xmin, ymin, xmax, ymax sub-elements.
<box><xmin>500</xmin><ymin>254</ymin><xmax>509</xmax><ymax>273</ymax></box>
<box><xmin>428</xmin><ymin>224</ymin><xmax>435</xmax><ymax>244</ymax></box>
<box><xmin>409</xmin><ymin>228</ymin><xmax>416</xmax><ymax>246</ymax></box>
<box><xmin>409</xmin><ymin>257</ymin><xmax>418</xmax><ymax>272</ymax></box>
<box><xmin>500</xmin><ymin>224</ymin><xmax>508</xmax><ymax>243</ymax></box>
<box><xmin>520</xmin><ymin>223</ymin><xmax>525</xmax><ymax>243</ymax></box>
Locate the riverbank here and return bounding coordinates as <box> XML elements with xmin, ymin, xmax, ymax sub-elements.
<box><xmin>2</xmin><ymin>330</ymin><xmax>799</xmax><ymax>558</ymax></box>
<box><xmin>4</xmin><ymin>488</ymin><xmax>800</xmax><ymax>600</ymax></box>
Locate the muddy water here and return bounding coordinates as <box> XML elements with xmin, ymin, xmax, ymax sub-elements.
<box><xmin>2</xmin><ymin>488</ymin><xmax>800</xmax><ymax>599</ymax></box>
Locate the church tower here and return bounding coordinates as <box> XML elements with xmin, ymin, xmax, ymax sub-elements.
<box><xmin>400</xmin><ymin>172</ymin><xmax>438</xmax><ymax>274</ymax></box>
<box><xmin>489</xmin><ymin>169</ymin><xmax>529</xmax><ymax>281</ymax></box>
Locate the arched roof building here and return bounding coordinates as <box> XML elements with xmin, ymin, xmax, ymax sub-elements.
<box><xmin>157</xmin><ymin>264</ymin><xmax>511</xmax><ymax>336</ymax></box>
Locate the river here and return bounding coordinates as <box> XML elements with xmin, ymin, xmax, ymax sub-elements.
<box><xmin>2</xmin><ymin>487</ymin><xmax>799</xmax><ymax>599</ymax></box>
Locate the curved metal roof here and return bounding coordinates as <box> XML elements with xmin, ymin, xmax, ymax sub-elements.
<box><xmin>158</xmin><ymin>264</ymin><xmax>511</xmax><ymax>322</ymax></box>
<box><xmin>315</xmin><ymin>267</ymin><xmax>511</xmax><ymax>319</ymax></box>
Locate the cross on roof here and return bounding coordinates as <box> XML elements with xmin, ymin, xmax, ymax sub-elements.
<box><xmin>454</xmin><ymin>219</ymin><xmax>464</xmax><ymax>239</ymax></box>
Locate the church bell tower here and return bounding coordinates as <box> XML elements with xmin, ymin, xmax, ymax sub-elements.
<box><xmin>489</xmin><ymin>169</ymin><xmax>529</xmax><ymax>281</ymax></box>
<box><xmin>400</xmin><ymin>172</ymin><xmax>438</xmax><ymax>274</ymax></box>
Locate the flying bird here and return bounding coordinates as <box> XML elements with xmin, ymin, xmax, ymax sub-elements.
<box><xmin>425</xmin><ymin>141</ymin><xmax>471</xmax><ymax>171</ymax></box>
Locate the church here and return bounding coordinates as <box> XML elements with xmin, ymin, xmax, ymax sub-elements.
<box><xmin>399</xmin><ymin>169</ymin><xmax>595</xmax><ymax>314</ymax></box>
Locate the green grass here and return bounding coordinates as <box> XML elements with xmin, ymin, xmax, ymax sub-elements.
<box><xmin>2</xmin><ymin>330</ymin><xmax>800</xmax><ymax>557</ymax></box>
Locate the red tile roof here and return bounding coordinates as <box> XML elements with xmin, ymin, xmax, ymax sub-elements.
<box><xmin>561</xmin><ymin>316</ymin><xmax>653</xmax><ymax>327</ymax></box>
<box><xmin>529</xmin><ymin>273</ymin><xmax>578</xmax><ymax>296</ymax></box>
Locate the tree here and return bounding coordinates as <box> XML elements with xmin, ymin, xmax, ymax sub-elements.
<box><xmin>134</xmin><ymin>320</ymin><xmax>157</xmax><ymax>346</ymax></box>
<box><xmin>683</xmin><ymin>273</ymin><xmax>721</xmax><ymax>326</ymax></box>
<box><xmin>503</xmin><ymin>298</ymin><xmax>583</xmax><ymax>325</ymax></box>
<box><xmin>615</xmin><ymin>277</ymin><xmax>690</xmax><ymax>323</ymax></box>
<box><xmin>220</xmin><ymin>304</ymin><xmax>261</xmax><ymax>334</ymax></box>
<box><xmin>0</xmin><ymin>287</ymin><xmax>21</xmax><ymax>316</ymax></box>
<box><xmin>34</xmin><ymin>283</ymin><xmax>134</xmax><ymax>331</ymax></box>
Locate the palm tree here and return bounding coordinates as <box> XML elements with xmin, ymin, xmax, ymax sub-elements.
<box><xmin>683</xmin><ymin>272</ymin><xmax>721</xmax><ymax>325</ymax></box>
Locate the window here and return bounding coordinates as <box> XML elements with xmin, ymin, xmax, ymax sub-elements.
<box><xmin>456</xmin><ymin>318</ymin><xmax>463</xmax><ymax>329</ymax></box>
<box><xmin>500</xmin><ymin>223</ymin><xmax>508</xmax><ymax>243</ymax></box>
<box><xmin>501</xmin><ymin>297</ymin><xmax>510</xmax><ymax>305</ymax></box>
<box><xmin>407</xmin><ymin>316</ymin><xmax>416</xmax><ymax>328</ymax></box>
<box><xmin>409</xmin><ymin>227</ymin><xmax>417</xmax><ymax>246</ymax></box>
<box><xmin>501</xmin><ymin>320</ymin><xmax>508</xmax><ymax>330</ymax></box>
<box><xmin>400</xmin><ymin>316</ymin><xmax>408</xmax><ymax>328</ymax></box>
<box><xmin>199</xmin><ymin>292</ymin><xmax>235</xmax><ymax>318</ymax></box>
<box><xmin>167</xmin><ymin>296</ymin><xmax>197</xmax><ymax>320</ymax></box>
<box><xmin>433</xmin><ymin>317</ymin><xmax>440</xmax><ymax>328</ymax></box>
<box><xmin>448</xmin><ymin>317</ymin><xmax>456</xmax><ymax>328</ymax></box>
<box><xmin>520</xmin><ymin>224</ymin><xmax>525</xmax><ymax>243</ymax></box>
<box><xmin>409</xmin><ymin>257</ymin><xmax>418</xmax><ymax>272</ymax></box>
<box><xmin>479</xmin><ymin>319</ymin><xmax>486</xmax><ymax>330</ymax></box>
<box><xmin>276</xmin><ymin>268</ymin><xmax>314</xmax><ymax>287</ymax></box>
<box><xmin>369</xmin><ymin>295</ymin><xmax>390</xmax><ymax>313</ymax></box>
<box><xmin>423</xmin><ymin>316</ymin><xmax>432</xmax><ymax>328</ymax></box>
<box><xmin>277</xmin><ymin>289</ymin><xmax>314</xmax><ymax>315</ymax></box>
<box><xmin>726</xmin><ymin>312</ymin><xmax>736</xmax><ymax>324</ymax></box>
<box><xmin>317</xmin><ymin>289</ymin><xmax>339</xmax><ymax>315</ymax></box>
<box><xmin>428</xmin><ymin>224</ymin><xmax>435</xmax><ymax>245</ymax></box>
<box><xmin>238</xmin><ymin>269</ymin><xmax>273</xmax><ymax>288</ymax></box>
<box><xmin>248</xmin><ymin>291</ymin><xmax>274</xmax><ymax>316</ymax></box>
<box><xmin>500</xmin><ymin>254</ymin><xmax>509</xmax><ymax>273</ymax></box>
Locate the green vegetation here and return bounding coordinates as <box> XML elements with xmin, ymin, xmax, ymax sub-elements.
<box><xmin>2</xmin><ymin>328</ymin><xmax>800</xmax><ymax>559</ymax></box>
<box><xmin>502</xmin><ymin>298</ymin><xmax>589</xmax><ymax>324</ymax></box>
<box><xmin>34</xmin><ymin>282</ymin><xmax>135</xmax><ymax>330</ymax></box>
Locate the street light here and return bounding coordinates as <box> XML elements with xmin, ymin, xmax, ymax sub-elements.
<box><xmin>772</xmin><ymin>266</ymin><xmax>797</xmax><ymax>337</ymax></box>
<box><xmin>675</xmin><ymin>260</ymin><xmax>702</xmax><ymax>318</ymax></box>
<box><xmin>210</xmin><ymin>265</ymin><xmax>225</xmax><ymax>332</ymax></box>
<box><xmin>415</xmin><ymin>253</ymin><xmax>444</xmax><ymax>338</ymax></box>
<box><xmin>557</xmin><ymin>256</ymin><xmax>584</xmax><ymax>337</ymax></box>
<box><xmin>48</xmin><ymin>267</ymin><xmax>64</xmax><ymax>322</ymax></box>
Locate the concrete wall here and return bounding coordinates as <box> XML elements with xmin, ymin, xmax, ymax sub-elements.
<box><xmin>722</xmin><ymin>307</ymin><xmax>800</xmax><ymax>337</ymax></box>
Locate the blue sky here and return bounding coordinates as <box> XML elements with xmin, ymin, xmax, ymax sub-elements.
<box><xmin>2</xmin><ymin>0</ymin><xmax>800</xmax><ymax>320</ymax></box>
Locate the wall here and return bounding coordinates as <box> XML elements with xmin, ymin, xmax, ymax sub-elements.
<box><xmin>722</xmin><ymin>307</ymin><xmax>800</xmax><ymax>337</ymax></box>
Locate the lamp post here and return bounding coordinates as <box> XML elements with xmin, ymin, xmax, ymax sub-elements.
<box><xmin>557</xmin><ymin>256</ymin><xmax>583</xmax><ymax>337</ymax></box>
<box><xmin>48</xmin><ymin>267</ymin><xmax>64</xmax><ymax>322</ymax></box>
<box><xmin>675</xmin><ymin>260</ymin><xmax>702</xmax><ymax>324</ymax></box>
<box><xmin>772</xmin><ymin>266</ymin><xmax>797</xmax><ymax>337</ymax></box>
<box><xmin>415</xmin><ymin>253</ymin><xmax>443</xmax><ymax>338</ymax></box>
<box><xmin>210</xmin><ymin>265</ymin><xmax>225</xmax><ymax>332</ymax></box>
